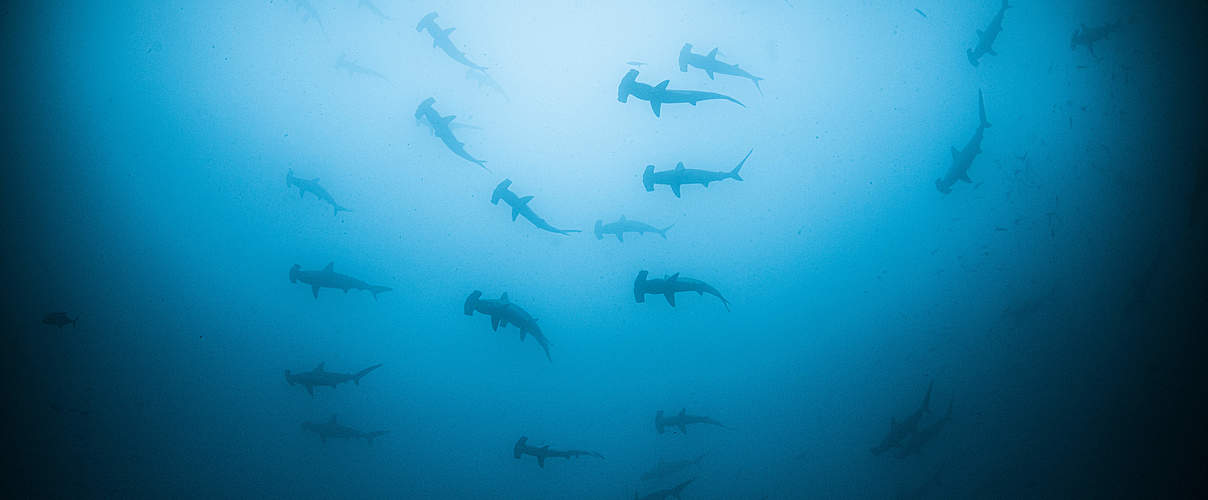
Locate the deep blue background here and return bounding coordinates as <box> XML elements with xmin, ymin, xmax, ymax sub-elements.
<box><xmin>3</xmin><ymin>1</ymin><xmax>1205</xmax><ymax>498</ymax></box>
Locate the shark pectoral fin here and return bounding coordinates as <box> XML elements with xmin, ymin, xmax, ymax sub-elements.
<box><xmin>650</xmin><ymin>99</ymin><xmax>662</xmax><ymax>117</ymax></box>
<box><xmin>311</xmin><ymin>285</ymin><xmax>320</xmax><ymax>298</ymax></box>
<box><xmin>617</xmin><ymin>233</ymin><xmax>624</xmax><ymax>242</ymax></box>
<box><xmin>511</xmin><ymin>207</ymin><xmax>520</xmax><ymax>221</ymax></box>
<box><xmin>671</xmin><ymin>184</ymin><xmax>681</xmax><ymax>197</ymax></box>
<box><xmin>520</xmin><ymin>329</ymin><xmax>527</xmax><ymax>341</ymax></box>
<box><xmin>706</xmin><ymin>70</ymin><xmax>714</xmax><ymax>79</ymax></box>
<box><xmin>703</xmin><ymin>181</ymin><xmax>710</xmax><ymax>187</ymax></box>
<box><xmin>950</xmin><ymin>147</ymin><xmax>959</xmax><ymax>160</ymax></box>
<box><xmin>537</xmin><ymin>455</ymin><xmax>545</xmax><ymax>468</ymax></box>
<box><xmin>490</xmin><ymin>315</ymin><xmax>500</xmax><ymax>331</ymax></box>
<box><xmin>665</xmin><ymin>293</ymin><xmax>676</xmax><ymax>307</ymax></box>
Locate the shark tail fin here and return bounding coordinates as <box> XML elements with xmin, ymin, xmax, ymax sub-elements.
<box><xmin>978</xmin><ymin>89</ymin><xmax>991</xmax><ymax>129</ymax></box>
<box><xmin>353</xmin><ymin>364</ymin><xmax>382</xmax><ymax>385</ymax></box>
<box><xmin>923</xmin><ymin>381</ymin><xmax>934</xmax><ymax>413</ymax></box>
<box><xmin>730</xmin><ymin>149</ymin><xmax>752</xmax><ymax>181</ymax></box>
<box><xmin>634</xmin><ymin>271</ymin><xmax>650</xmax><ymax>303</ymax></box>
<box><xmin>658</xmin><ymin>223</ymin><xmax>675</xmax><ymax>239</ymax></box>
<box><xmin>369</xmin><ymin>285</ymin><xmax>392</xmax><ymax>299</ymax></box>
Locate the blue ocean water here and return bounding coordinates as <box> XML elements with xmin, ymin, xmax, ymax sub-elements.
<box><xmin>4</xmin><ymin>1</ymin><xmax>1206</xmax><ymax>498</ymax></box>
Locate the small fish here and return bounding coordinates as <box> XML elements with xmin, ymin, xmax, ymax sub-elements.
<box><xmin>915</xmin><ymin>8</ymin><xmax>927</xmax><ymax>18</ymax></box>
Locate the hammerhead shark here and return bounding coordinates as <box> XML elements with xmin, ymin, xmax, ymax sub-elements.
<box><xmin>302</xmin><ymin>414</ymin><xmax>388</xmax><ymax>445</ymax></box>
<box><xmin>287</xmin><ymin>169</ymin><xmax>350</xmax><ymax>215</ymax></box>
<box><xmin>617</xmin><ymin>69</ymin><xmax>744</xmax><ymax>117</ymax></box>
<box><xmin>635</xmin><ymin>271</ymin><xmax>731</xmax><ymax>311</ymax></box>
<box><xmin>42</xmin><ymin>312</ymin><xmax>78</xmax><ymax>328</ymax></box>
<box><xmin>679</xmin><ymin>44</ymin><xmax>764</xmax><ymax>95</ymax></box>
<box><xmin>594</xmin><ymin>215</ymin><xmax>674</xmax><ymax>242</ymax></box>
<box><xmin>643</xmin><ymin>149</ymin><xmax>750</xmax><ymax>198</ymax></box>
<box><xmin>490</xmin><ymin>179</ymin><xmax>580</xmax><ymax>235</ymax></box>
<box><xmin>464</xmin><ymin>291</ymin><xmax>552</xmax><ymax>361</ymax></box>
<box><xmin>289</xmin><ymin>262</ymin><xmax>391</xmax><ymax>299</ymax></box>
<box><xmin>512</xmin><ymin>437</ymin><xmax>603</xmax><ymax>468</ymax></box>
<box><xmin>640</xmin><ymin>453</ymin><xmax>707</xmax><ymax>481</ymax></box>
<box><xmin>936</xmin><ymin>90</ymin><xmax>991</xmax><ymax>194</ymax></box>
<box><xmin>289</xmin><ymin>0</ymin><xmax>325</xmax><ymax>36</ymax></box>
<box><xmin>414</xmin><ymin>97</ymin><xmax>488</xmax><ymax>170</ymax></box>
<box><xmin>636</xmin><ymin>479</ymin><xmax>695</xmax><ymax>500</ymax></box>
<box><xmin>870</xmin><ymin>381</ymin><xmax>933</xmax><ymax>456</ymax></box>
<box><xmin>967</xmin><ymin>0</ymin><xmax>1010</xmax><ymax>66</ymax></box>
<box><xmin>895</xmin><ymin>400</ymin><xmax>953</xmax><ymax>459</ymax></box>
<box><xmin>335</xmin><ymin>54</ymin><xmax>387</xmax><ymax>81</ymax></box>
<box><xmin>1071</xmin><ymin>20</ymin><xmax>1122</xmax><ymax>55</ymax></box>
<box><xmin>416</xmin><ymin>12</ymin><xmax>487</xmax><ymax>70</ymax></box>
<box><xmin>655</xmin><ymin>408</ymin><xmax>730</xmax><ymax>434</ymax></box>
<box><xmin>284</xmin><ymin>362</ymin><xmax>381</xmax><ymax>396</ymax></box>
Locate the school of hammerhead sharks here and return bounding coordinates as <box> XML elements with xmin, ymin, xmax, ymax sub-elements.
<box><xmin>42</xmin><ymin>1</ymin><xmax>1127</xmax><ymax>498</ymax></box>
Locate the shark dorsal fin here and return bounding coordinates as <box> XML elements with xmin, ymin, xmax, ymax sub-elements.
<box><xmin>679</xmin><ymin>408</ymin><xmax>687</xmax><ymax>416</ymax></box>
<box><xmin>668</xmin><ymin>272</ymin><xmax>680</xmax><ymax>282</ymax></box>
<box><xmin>323</xmin><ymin>262</ymin><xmax>334</xmax><ymax>272</ymax></box>
<box><xmin>519</xmin><ymin>195</ymin><xmax>534</xmax><ymax>205</ymax></box>
<box><xmin>675</xmin><ymin>162</ymin><xmax>685</xmax><ymax>171</ymax></box>
<box><xmin>619</xmin><ymin>214</ymin><xmax>626</xmax><ymax>221</ymax></box>
<box><xmin>329</xmin><ymin>414</ymin><xmax>337</xmax><ymax>424</ymax></box>
<box><xmin>707</xmin><ymin>48</ymin><xmax>718</xmax><ymax>59</ymax></box>
<box><xmin>655</xmin><ymin>80</ymin><xmax>670</xmax><ymax>91</ymax></box>
<box><xmin>443</xmin><ymin>27</ymin><xmax>455</xmax><ymax>36</ymax></box>
<box><xmin>500</xmin><ymin>292</ymin><xmax>509</xmax><ymax>303</ymax></box>
<box><xmin>315</xmin><ymin>362</ymin><xmax>325</xmax><ymax>372</ymax></box>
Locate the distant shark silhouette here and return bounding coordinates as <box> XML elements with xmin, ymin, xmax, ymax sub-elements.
<box><xmin>655</xmin><ymin>408</ymin><xmax>730</xmax><ymax>434</ymax></box>
<box><xmin>679</xmin><ymin>44</ymin><xmax>764</xmax><ymax>95</ymax></box>
<box><xmin>643</xmin><ymin>149</ymin><xmax>750</xmax><ymax>198</ymax></box>
<box><xmin>936</xmin><ymin>90</ymin><xmax>991</xmax><ymax>194</ymax></box>
<box><xmin>302</xmin><ymin>414</ymin><xmax>388</xmax><ymax>445</ymax></box>
<box><xmin>491</xmin><ymin>179</ymin><xmax>580</xmax><ymax>235</ymax></box>
<box><xmin>512</xmin><ymin>437</ymin><xmax>603</xmax><ymax>468</ymax></box>
<box><xmin>285</xmin><ymin>362</ymin><xmax>381</xmax><ymax>396</ymax></box>
<box><xmin>42</xmin><ymin>312</ymin><xmax>78</xmax><ymax>328</ymax></box>
<box><xmin>635</xmin><ymin>271</ymin><xmax>730</xmax><ymax>311</ymax></box>
<box><xmin>594</xmin><ymin>215</ymin><xmax>674</xmax><ymax>242</ymax></box>
<box><xmin>617</xmin><ymin>69</ymin><xmax>743</xmax><ymax>117</ymax></box>
<box><xmin>335</xmin><ymin>54</ymin><xmax>387</xmax><ymax>81</ymax></box>
<box><xmin>464</xmin><ymin>291</ymin><xmax>552</xmax><ymax>361</ymax></box>
<box><xmin>416</xmin><ymin>12</ymin><xmax>487</xmax><ymax>70</ymax></box>
<box><xmin>287</xmin><ymin>169</ymin><xmax>350</xmax><ymax>215</ymax></box>
<box><xmin>967</xmin><ymin>0</ymin><xmax>1010</xmax><ymax>66</ymax></box>
<box><xmin>640</xmin><ymin>453</ymin><xmax>706</xmax><ymax>482</ymax></box>
<box><xmin>636</xmin><ymin>479</ymin><xmax>695</xmax><ymax>500</ymax></box>
<box><xmin>895</xmin><ymin>399</ymin><xmax>953</xmax><ymax>458</ymax></box>
<box><xmin>1070</xmin><ymin>20</ymin><xmax>1121</xmax><ymax>55</ymax></box>
<box><xmin>289</xmin><ymin>262</ymin><xmax>391</xmax><ymax>299</ymax></box>
<box><xmin>871</xmin><ymin>381</ymin><xmax>932</xmax><ymax>456</ymax></box>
